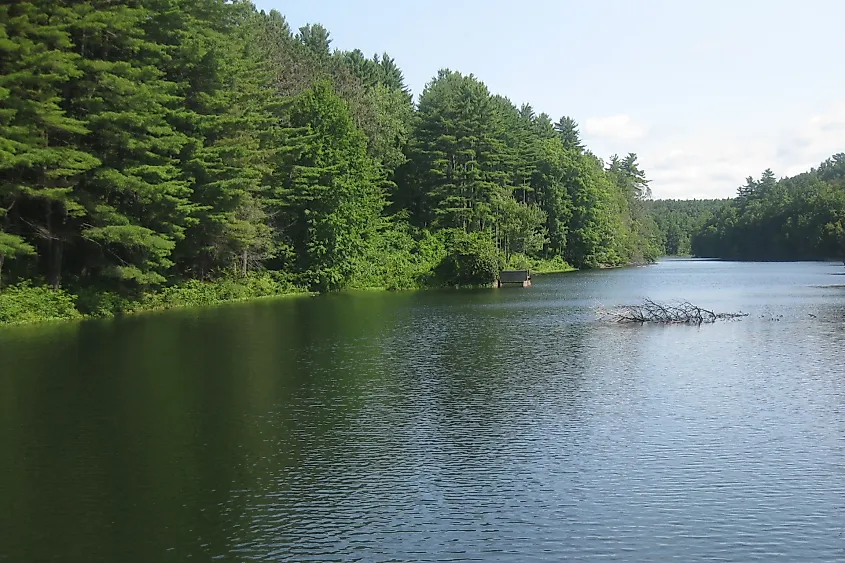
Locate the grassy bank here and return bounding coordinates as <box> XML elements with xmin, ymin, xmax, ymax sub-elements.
<box><xmin>0</xmin><ymin>274</ymin><xmax>310</xmax><ymax>327</ymax></box>
<box><xmin>0</xmin><ymin>252</ymin><xmax>579</xmax><ymax>328</ymax></box>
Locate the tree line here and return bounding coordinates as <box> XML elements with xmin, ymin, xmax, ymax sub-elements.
<box><xmin>690</xmin><ymin>156</ymin><xmax>845</xmax><ymax>260</ymax></box>
<box><xmin>648</xmin><ymin>156</ymin><xmax>845</xmax><ymax>261</ymax></box>
<box><xmin>647</xmin><ymin>199</ymin><xmax>729</xmax><ymax>256</ymax></box>
<box><xmin>1</xmin><ymin>0</ymin><xmax>659</xmax><ymax>321</ymax></box>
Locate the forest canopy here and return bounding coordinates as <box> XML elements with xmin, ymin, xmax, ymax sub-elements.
<box><xmin>690</xmin><ymin>156</ymin><xmax>845</xmax><ymax>260</ymax></box>
<box><xmin>0</xmin><ymin>0</ymin><xmax>659</xmax><ymax>310</ymax></box>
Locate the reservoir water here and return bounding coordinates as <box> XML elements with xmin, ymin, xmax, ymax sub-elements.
<box><xmin>1</xmin><ymin>259</ymin><xmax>844</xmax><ymax>562</ymax></box>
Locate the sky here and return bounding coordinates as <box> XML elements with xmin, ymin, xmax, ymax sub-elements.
<box><xmin>252</xmin><ymin>0</ymin><xmax>845</xmax><ymax>200</ymax></box>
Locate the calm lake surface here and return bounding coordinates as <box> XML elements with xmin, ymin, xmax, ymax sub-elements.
<box><xmin>1</xmin><ymin>260</ymin><xmax>844</xmax><ymax>562</ymax></box>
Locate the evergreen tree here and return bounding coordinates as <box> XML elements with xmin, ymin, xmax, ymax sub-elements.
<box><xmin>403</xmin><ymin>70</ymin><xmax>506</xmax><ymax>232</ymax></box>
<box><xmin>0</xmin><ymin>1</ymin><xmax>675</xmax><ymax>316</ymax></box>
<box><xmin>0</xmin><ymin>1</ymin><xmax>100</xmax><ymax>288</ymax></box>
<box><xmin>296</xmin><ymin>23</ymin><xmax>332</xmax><ymax>57</ymax></box>
<box><xmin>277</xmin><ymin>82</ymin><xmax>385</xmax><ymax>290</ymax></box>
<box><xmin>555</xmin><ymin>116</ymin><xmax>584</xmax><ymax>152</ymax></box>
<box><xmin>375</xmin><ymin>53</ymin><xmax>410</xmax><ymax>98</ymax></box>
<box><xmin>65</xmin><ymin>0</ymin><xmax>196</xmax><ymax>288</ymax></box>
<box><xmin>533</xmin><ymin>138</ymin><xmax>573</xmax><ymax>257</ymax></box>
<box><xmin>161</xmin><ymin>0</ymin><xmax>273</xmax><ymax>279</ymax></box>
<box><xmin>342</xmin><ymin>49</ymin><xmax>380</xmax><ymax>88</ymax></box>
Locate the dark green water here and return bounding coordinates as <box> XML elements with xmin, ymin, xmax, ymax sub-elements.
<box><xmin>2</xmin><ymin>260</ymin><xmax>844</xmax><ymax>562</ymax></box>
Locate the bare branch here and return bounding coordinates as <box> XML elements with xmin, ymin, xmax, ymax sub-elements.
<box><xmin>599</xmin><ymin>299</ymin><xmax>747</xmax><ymax>325</ymax></box>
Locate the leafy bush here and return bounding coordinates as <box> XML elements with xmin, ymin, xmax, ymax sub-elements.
<box><xmin>505</xmin><ymin>253</ymin><xmax>534</xmax><ymax>271</ymax></box>
<box><xmin>74</xmin><ymin>289</ymin><xmax>134</xmax><ymax>318</ymax></box>
<box><xmin>434</xmin><ymin>230</ymin><xmax>503</xmax><ymax>287</ymax></box>
<box><xmin>136</xmin><ymin>273</ymin><xmax>303</xmax><ymax>312</ymax></box>
<box><xmin>242</xmin><ymin>271</ymin><xmax>303</xmax><ymax>296</ymax></box>
<box><xmin>0</xmin><ymin>283</ymin><xmax>82</xmax><ymax>325</ymax></box>
<box><xmin>505</xmin><ymin>253</ymin><xmax>575</xmax><ymax>274</ymax></box>
<box><xmin>0</xmin><ymin>273</ymin><xmax>306</xmax><ymax>326</ymax></box>
<box><xmin>349</xmin><ymin>223</ymin><xmax>447</xmax><ymax>291</ymax></box>
<box><xmin>533</xmin><ymin>255</ymin><xmax>575</xmax><ymax>274</ymax></box>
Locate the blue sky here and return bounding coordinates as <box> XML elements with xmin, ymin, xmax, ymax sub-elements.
<box><xmin>252</xmin><ymin>0</ymin><xmax>845</xmax><ymax>199</ymax></box>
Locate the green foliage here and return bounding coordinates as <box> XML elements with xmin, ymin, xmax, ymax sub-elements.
<box><xmin>136</xmin><ymin>275</ymin><xmax>296</xmax><ymax>312</ymax></box>
<box><xmin>648</xmin><ymin>199</ymin><xmax>729</xmax><ymax>255</ymax></box>
<box><xmin>0</xmin><ymin>1</ymin><xmax>668</xmax><ymax>325</ymax></box>
<box><xmin>73</xmin><ymin>289</ymin><xmax>133</xmax><ymax>319</ymax></box>
<box><xmin>555</xmin><ymin>116</ymin><xmax>584</xmax><ymax>152</ymax></box>
<box><xmin>363</xmin><ymin>84</ymin><xmax>413</xmax><ymax>172</ymax></box>
<box><xmin>434</xmin><ymin>230</ymin><xmax>503</xmax><ymax>287</ymax></box>
<box><xmin>277</xmin><ymin>81</ymin><xmax>387</xmax><ymax>291</ymax></box>
<box><xmin>0</xmin><ymin>283</ymin><xmax>81</xmax><ymax>325</ymax></box>
<box><xmin>604</xmin><ymin>153</ymin><xmax>661</xmax><ymax>265</ymax></box>
<box><xmin>76</xmin><ymin>273</ymin><xmax>304</xmax><ymax>318</ymax></box>
<box><xmin>349</xmin><ymin>221</ymin><xmax>446</xmax><ymax>290</ymax></box>
<box><xmin>0</xmin><ymin>230</ymin><xmax>35</xmax><ymax>284</ymax></box>
<box><xmin>402</xmin><ymin>70</ymin><xmax>508</xmax><ymax>232</ymax></box>
<box><xmin>296</xmin><ymin>23</ymin><xmax>332</xmax><ymax>57</ymax></box>
<box><xmin>690</xmin><ymin>155</ymin><xmax>845</xmax><ymax>260</ymax></box>
<box><xmin>505</xmin><ymin>254</ymin><xmax>574</xmax><ymax>274</ymax></box>
<box><xmin>495</xmin><ymin>196</ymin><xmax>548</xmax><ymax>259</ymax></box>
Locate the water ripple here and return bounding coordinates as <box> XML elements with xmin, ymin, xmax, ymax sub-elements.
<box><xmin>1</xmin><ymin>261</ymin><xmax>844</xmax><ymax>562</ymax></box>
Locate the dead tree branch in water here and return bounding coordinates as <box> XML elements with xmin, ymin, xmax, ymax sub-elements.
<box><xmin>601</xmin><ymin>299</ymin><xmax>748</xmax><ymax>325</ymax></box>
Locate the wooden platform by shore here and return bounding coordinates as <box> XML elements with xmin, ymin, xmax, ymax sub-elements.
<box><xmin>498</xmin><ymin>270</ymin><xmax>531</xmax><ymax>288</ymax></box>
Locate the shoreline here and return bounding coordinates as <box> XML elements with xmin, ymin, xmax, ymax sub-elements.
<box><xmin>0</xmin><ymin>262</ymin><xmax>597</xmax><ymax>329</ymax></box>
<box><xmin>0</xmin><ymin>289</ymin><xmax>317</xmax><ymax>329</ymax></box>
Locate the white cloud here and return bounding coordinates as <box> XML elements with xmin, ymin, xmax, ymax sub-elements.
<box><xmin>642</xmin><ymin>103</ymin><xmax>845</xmax><ymax>200</ymax></box>
<box><xmin>809</xmin><ymin>109</ymin><xmax>845</xmax><ymax>132</ymax></box>
<box><xmin>645</xmin><ymin>137</ymin><xmax>772</xmax><ymax>199</ymax></box>
<box><xmin>583</xmin><ymin>114</ymin><xmax>647</xmax><ymax>141</ymax></box>
<box><xmin>779</xmin><ymin>104</ymin><xmax>845</xmax><ymax>175</ymax></box>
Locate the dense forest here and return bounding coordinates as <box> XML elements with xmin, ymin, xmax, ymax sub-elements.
<box><xmin>0</xmin><ymin>0</ymin><xmax>660</xmax><ymax>323</ymax></box>
<box><xmin>647</xmin><ymin>199</ymin><xmax>729</xmax><ymax>256</ymax></box>
<box><xmin>646</xmin><ymin>156</ymin><xmax>845</xmax><ymax>260</ymax></box>
<box><xmin>690</xmin><ymin>156</ymin><xmax>845</xmax><ymax>260</ymax></box>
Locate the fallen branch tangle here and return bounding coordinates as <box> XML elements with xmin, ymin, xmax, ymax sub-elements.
<box><xmin>607</xmin><ymin>299</ymin><xmax>748</xmax><ymax>325</ymax></box>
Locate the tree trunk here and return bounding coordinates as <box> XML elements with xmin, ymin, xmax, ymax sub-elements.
<box><xmin>242</xmin><ymin>250</ymin><xmax>248</xmax><ymax>277</ymax></box>
<box><xmin>45</xmin><ymin>201</ymin><xmax>65</xmax><ymax>290</ymax></box>
<box><xmin>49</xmin><ymin>239</ymin><xmax>63</xmax><ymax>290</ymax></box>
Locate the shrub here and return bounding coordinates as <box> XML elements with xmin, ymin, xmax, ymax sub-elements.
<box><xmin>505</xmin><ymin>253</ymin><xmax>575</xmax><ymax>274</ymax></box>
<box><xmin>0</xmin><ymin>283</ymin><xmax>82</xmax><ymax>325</ymax></box>
<box><xmin>533</xmin><ymin>255</ymin><xmax>575</xmax><ymax>273</ymax></box>
<box><xmin>136</xmin><ymin>273</ymin><xmax>303</xmax><ymax>312</ymax></box>
<box><xmin>0</xmin><ymin>273</ymin><xmax>306</xmax><ymax>326</ymax></box>
<box><xmin>74</xmin><ymin>289</ymin><xmax>134</xmax><ymax>318</ymax></box>
<box><xmin>505</xmin><ymin>253</ymin><xmax>534</xmax><ymax>271</ymax></box>
<box><xmin>349</xmin><ymin>224</ymin><xmax>447</xmax><ymax>291</ymax></box>
<box><xmin>434</xmin><ymin>230</ymin><xmax>503</xmax><ymax>287</ymax></box>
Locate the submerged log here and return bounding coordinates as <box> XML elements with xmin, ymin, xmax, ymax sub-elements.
<box><xmin>602</xmin><ymin>299</ymin><xmax>748</xmax><ymax>325</ymax></box>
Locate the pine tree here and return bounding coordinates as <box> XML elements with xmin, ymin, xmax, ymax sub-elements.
<box><xmin>403</xmin><ymin>70</ymin><xmax>506</xmax><ymax>232</ymax></box>
<box><xmin>0</xmin><ymin>229</ymin><xmax>35</xmax><ymax>285</ymax></box>
<box><xmin>0</xmin><ymin>1</ymin><xmax>101</xmax><ymax>288</ymax></box>
<box><xmin>277</xmin><ymin>82</ymin><xmax>385</xmax><ymax>290</ymax></box>
<box><xmin>375</xmin><ymin>53</ymin><xmax>411</xmax><ymax>98</ymax></box>
<box><xmin>159</xmin><ymin>0</ymin><xmax>274</xmax><ymax>279</ymax></box>
<box><xmin>62</xmin><ymin>0</ymin><xmax>196</xmax><ymax>288</ymax></box>
<box><xmin>533</xmin><ymin>138</ymin><xmax>574</xmax><ymax>257</ymax></box>
<box><xmin>555</xmin><ymin>116</ymin><xmax>584</xmax><ymax>152</ymax></box>
<box><xmin>296</xmin><ymin>23</ymin><xmax>332</xmax><ymax>57</ymax></box>
<box><xmin>341</xmin><ymin>49</ymin><xmax>380</xmax><ymax>88</ymax></box>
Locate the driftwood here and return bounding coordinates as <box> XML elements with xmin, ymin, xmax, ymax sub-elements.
<box><xmin>602</xmin><ymin>299</ymin><xmax>748</xmax><ymax>325</ymax></box>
